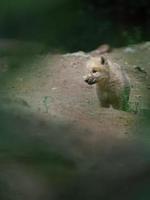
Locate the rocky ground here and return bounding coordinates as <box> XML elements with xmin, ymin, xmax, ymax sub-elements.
<box><xmin>0</xmin><ymin>40</ymin><xmax>150</xmax><ymax>200</ymax></box>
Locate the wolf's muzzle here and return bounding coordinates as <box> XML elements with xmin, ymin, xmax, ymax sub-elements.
<box><xmin>84</xmin><ymin>76</ymin><xmax>97</xmax><ymax>85</ymax></box>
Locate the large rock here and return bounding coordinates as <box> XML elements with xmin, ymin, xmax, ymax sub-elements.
<box><xmin>0</xmin><ymin>41</ymin><xmax>150</xmax><ymax>200</ymax></box>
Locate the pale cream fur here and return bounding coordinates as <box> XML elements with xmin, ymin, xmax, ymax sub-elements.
<box><xmin>84</xmin><ymin>56</ymin><xmax>130</xmax><ymax>111</ymax></box>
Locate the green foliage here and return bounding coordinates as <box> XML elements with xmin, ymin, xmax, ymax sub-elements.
<box><xmin>0</xmin><ymin>0</ymin><xmax>149</xmax><ymax>51</ymax></box>
<box><xmin>122</xmin><ymin>27</ymin><xmax>143</xmax><ymax>45</ymax></box>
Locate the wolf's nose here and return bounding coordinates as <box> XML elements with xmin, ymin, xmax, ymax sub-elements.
<box><xmin>85</xmin><ymin>78</ymin><xmax>89</xmax><ymax>83</ymax></box>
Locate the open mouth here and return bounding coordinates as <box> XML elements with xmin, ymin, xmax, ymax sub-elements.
<box><xmin>84</xmin><ymin>77</ymin><xmax>97</xmax><ymax>85</ymax></box>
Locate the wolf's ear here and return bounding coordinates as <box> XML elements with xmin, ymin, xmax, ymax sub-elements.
<box><xmin>100</xmin><ymin>56</ymin><xmax>106</xmax><ymax>65</ymax></box>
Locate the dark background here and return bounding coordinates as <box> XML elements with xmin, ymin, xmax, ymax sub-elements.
<box><xmin>0</xmin><ymin>0</ymin><xmax>150</xmax><ymax>52</ymax></box>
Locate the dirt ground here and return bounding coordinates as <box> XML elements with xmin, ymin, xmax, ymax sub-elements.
<box><xmin>0</xmin><ymin>41</ymin><xmax>150</xmax><ymax>200</ymax></box>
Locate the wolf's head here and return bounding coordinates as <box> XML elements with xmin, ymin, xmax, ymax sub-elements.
<box><xmin>83</xmin><ymin>56</ymin><xmax>109</xmax><ymax>85</ymax></box>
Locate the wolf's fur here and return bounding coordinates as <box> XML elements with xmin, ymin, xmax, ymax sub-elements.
<box><xmin>84</xmin><ymin>56</ymin><xmax>130</xmax><ymax>111</ymax></box>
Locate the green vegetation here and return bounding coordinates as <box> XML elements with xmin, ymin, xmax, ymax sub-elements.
<box><xmin>0</xmin><ymin>0</ymin><xmax>149</xmax><ymax>51</ymax></box>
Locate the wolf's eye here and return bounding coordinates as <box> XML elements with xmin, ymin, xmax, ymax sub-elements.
<box><xmin>92</xmin><ymin>69</ymin><xmax>97</xmax><ymax>73</ymax></box>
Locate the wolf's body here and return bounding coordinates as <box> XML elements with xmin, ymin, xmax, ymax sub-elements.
<box><xmin>84</xmin><ymin>56</ymin><xmax>130</xmax><ymax>111</ymax></box>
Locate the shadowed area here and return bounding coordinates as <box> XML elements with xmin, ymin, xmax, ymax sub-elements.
<box><xmin>0</xmin><ymin>100</ymin><xmax>150</xmax><ymax>200</ymax></box>
<box><xmin>0</xmin><ymin>0</ymin><xmax>150</xmax><ymax>51</ymax></box>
